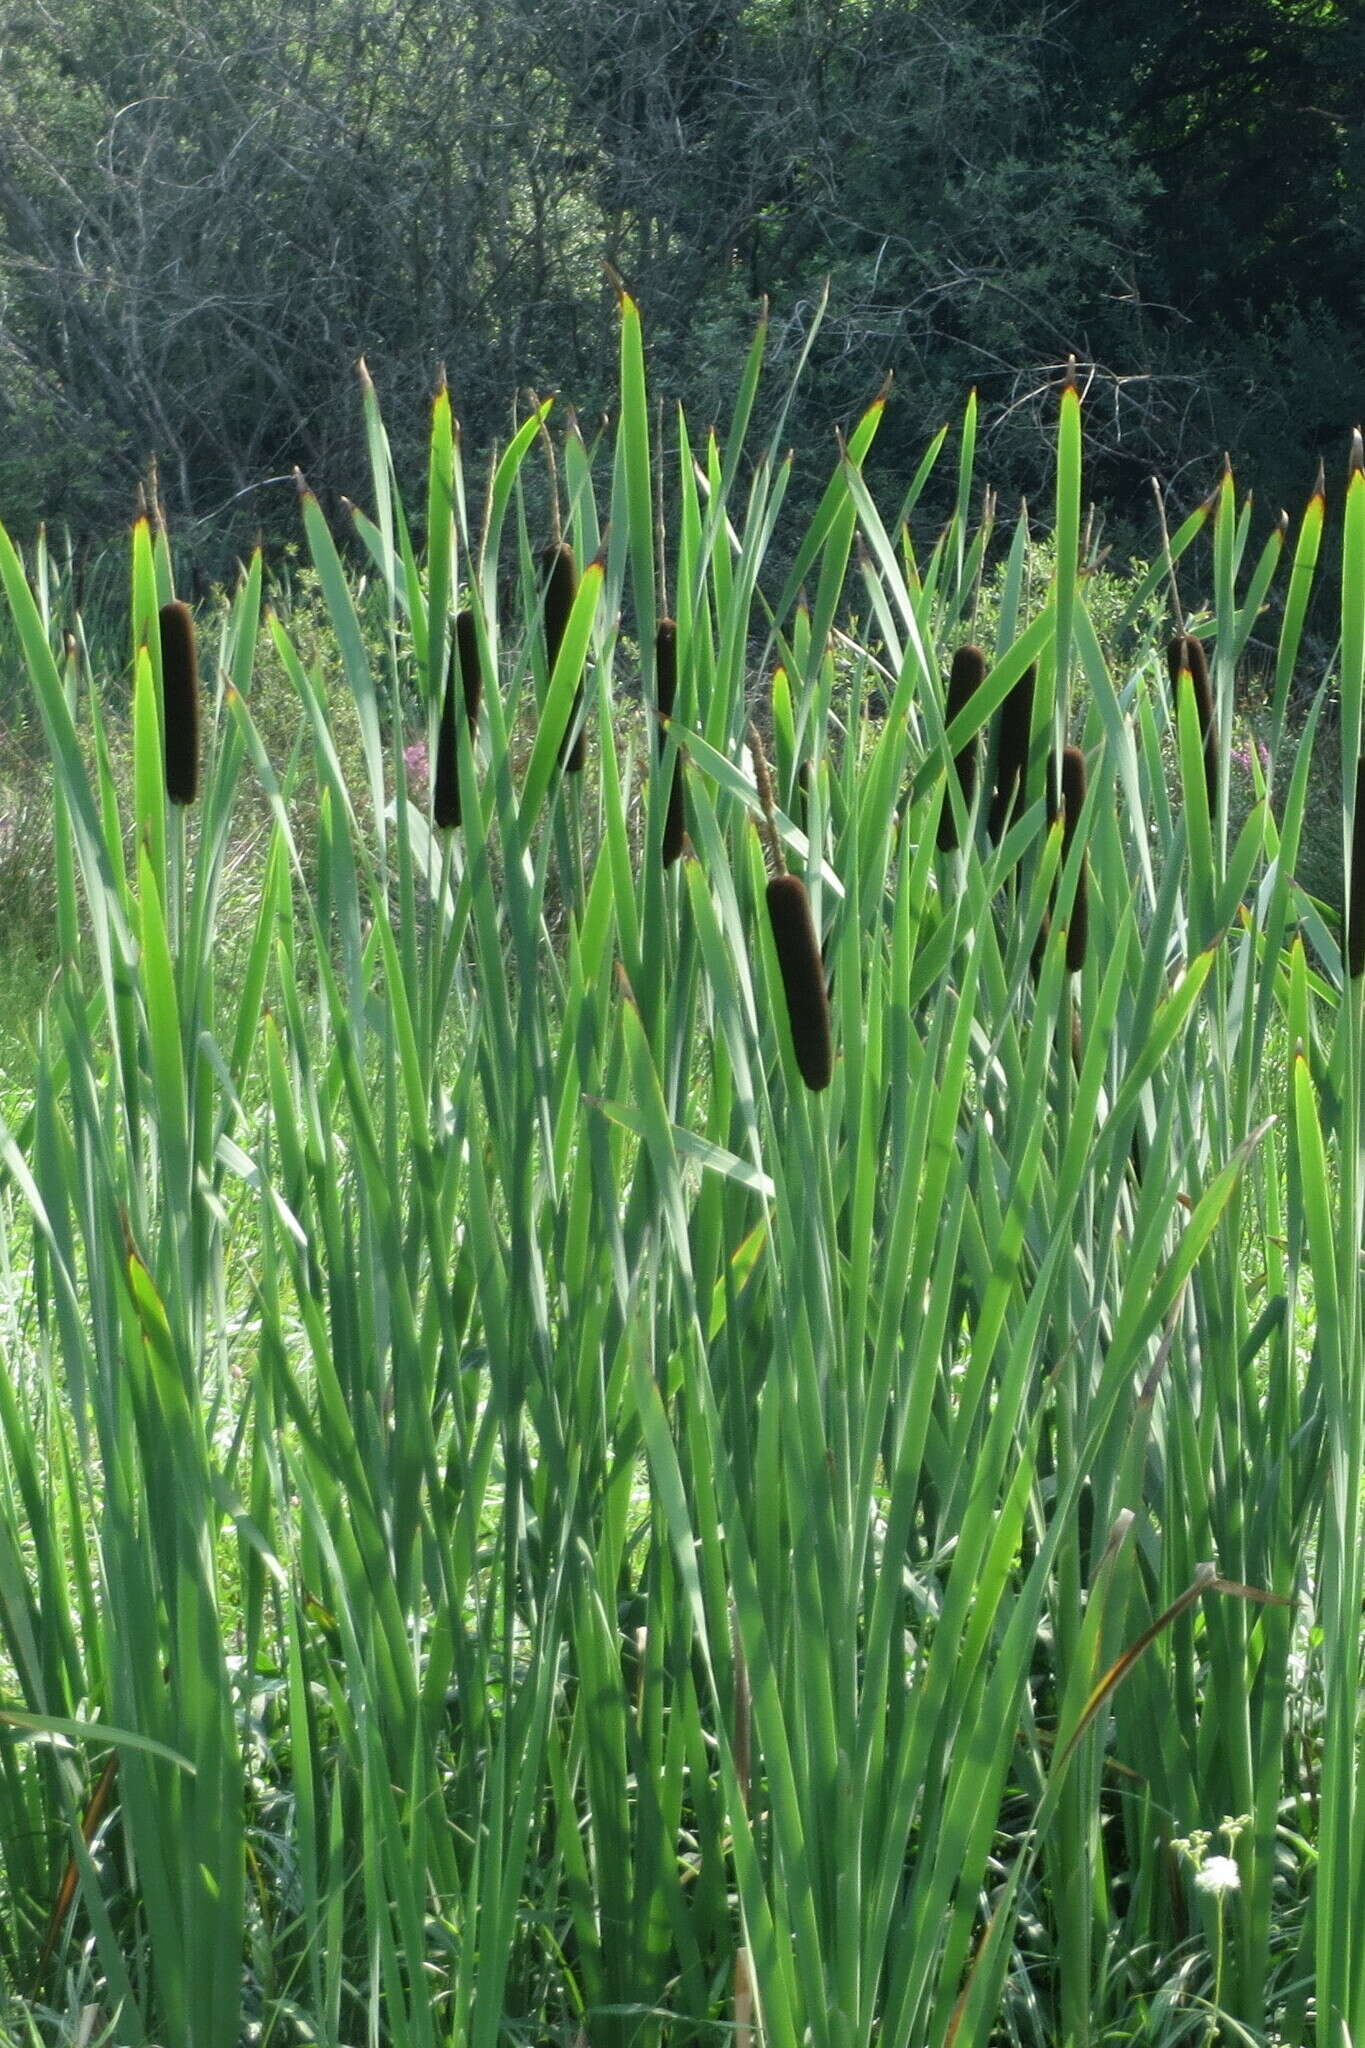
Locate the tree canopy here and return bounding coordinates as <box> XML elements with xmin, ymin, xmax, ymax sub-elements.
<box><xmin>0</xmin><ymin>0</ymin><xmax>1360</xmax><ymax>557</ymax></box>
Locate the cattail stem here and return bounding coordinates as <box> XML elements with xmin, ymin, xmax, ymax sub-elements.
<box><xmin>158</xmin><ymin>599</ymin><xmax>199</xmax><ymax>805</ymax></box>
<box><xmin>747</xmin><ymin>723</ymin><xmax>784</xmax><ymax>874</ymax></box>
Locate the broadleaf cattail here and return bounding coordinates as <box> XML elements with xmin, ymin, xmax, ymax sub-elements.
<box><xmin>433</xmin><ymin>608</ymin><xmax>484</xmax><ymax>830</ymax></box>
<box><xmin>749</xmin><ymin>722</ymin><xmax>832</xmax><ymax>1091</ymax></box>
<box><xmin>987</xmin><ymin>662</ymin><xmax>1035</xmax><ymax>842</ymax></box>
<box><xmin>767</xmin><ymin>872</ymin><xmax>833</xmax><ymax>1091</ymax></box>
<box><xmin>541</xmin><ymin>539</ymin><xmax>584</xmax><ymax>770</ymax></box>
<box><xmin>653</xmin><ymin>617</ymin><xmax>687</xmax><ymax>865</ymax></box>
<box><xmin>1060</xmin><ymin>744</ymin><xmax>1089</xmax><ymax>973</ymax></box>
<box><xmin>796</xmin><ymin>758</ymin><xmax>813</xmax><ymax>840</ymax></box>
<box><xmin>1348</xmin><ymin>755</ymin><xmax>1365</xmax><ymax>978</ymax></box>
<box><xmin>937</xmin><ymin>644</ymin><xmax>986</xmax><ymax>850</ymax></box>
<box><xmin>158</xmin><ymin>600</ymin><xmax>199</xmax><ymax>805</ymax></box>
<box><xmin>1166</xmin><ymin>633</ymin><xmax>1217</xmax><ymax>819</ymax></box>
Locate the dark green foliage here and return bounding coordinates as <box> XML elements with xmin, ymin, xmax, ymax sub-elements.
<box><xmin>766</xmin><ymin>872</ymin><xmax>832</xmax><ymax>1091</ymax></box>
<box><xmin>1060</xmin><ymin>744</ymin><xmax>1089</xmax><ymax>973</ymax></box>
<box><xmin>1349</xmin><ymin>756</ymin><xmax>1365</xmax><ymax>978</ymax></box>
<box><xmin>433</xmin><ymin>607</ymin><xmax>484</xmax><ymax>830</ymax></box>
<box><xmin>1</xmin><ymin>0</ymin><xmax>1360</xmax><ymax>566</ymax></box>
<box><xmin>936</xmin><ymin>644</ymin><xmax>985</xmax><ymax>851</ymax></box>
<box><xmin>1166</xmin><ymin>633</ymin><xmax>1218</xmax><ymax>819</ymax></box>
<box><xmin>654</xmin><ymin>616</ymin><xmax>685</xmax><ymax>865</ymax></box>
<box><xmin>158</xmin><ymin>599</ymin><xmax>199</xmax><ymax>805</ymax></box>
<box><xmin>541</xmin><ymin>540</ymin><xmax>584</xmax><ymax>771</ymax></box>
<box><xmin>987</xmin><ymin>662</ymin><xmax>1035</xmax><ymax>843</ymax></box>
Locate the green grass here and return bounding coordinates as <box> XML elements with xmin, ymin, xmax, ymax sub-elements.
<box><xmin>0</xmin><ymin>295</ymin><xmax>1362</xmax><ymax>2048</ymax></box>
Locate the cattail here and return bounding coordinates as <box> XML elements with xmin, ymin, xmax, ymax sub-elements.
<box><xmin>767</xmin><ymin>872</ymin><xmax>833</xmax><ymax>1091</ymax></box>
<box><xmin>655</xmin><ymin>616</ymin><xmax>678</xmax><ymax>723</ymax></box>
<box><xmin>1349</xmin><ymin>755</ymin><xmax>1365</xmax><ymax>978</ymax></box>
<box><xmin>433</xmin><ymin>608</ymin><xmax>484</xmax><ymax>830</ymax></box>
<box><xmin>1060</xmin><ymin>744</ymin><xmax>1089</xmax><ymax>973</ymax></box>
<box><xmin>749</xmin><ymin>722</ymin><xmax>832</xmax><ymax>1091</ymax></box>
<box><xmin>987</xmin><ymin>662</ymin><xmax>1036</xmax><ymax>842</ymax></box>
<box><xmin>654</xmin><ymin>616</ymin><xmax>686</xmax><ymax>864</ymax></box>
<box><xmin>795</xmin><ymin>758</ymin><xmax>815</xmax><ymax>844</ymax></box>
<box><xmin>541</xmin><ymin>539</ymin><xmax>584</xmax><ymax>770</ymax></box>
<box><xmin>936</xmin><ymin>644</ymin><xmax>986</xmax><ymax>850</ymax></box>
<box><xmin>158</xmin><ymin>600</ymin><xmax>199</xmax><ymax>805</ymax></box>
<box><xmin>1165</xmin><ymin>633</ymin><xmax>1217</xmax><ymax>819</ymax></box>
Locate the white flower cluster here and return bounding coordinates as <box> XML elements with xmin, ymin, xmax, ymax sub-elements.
<box><xmin>1194</xmin><ymin>1854</ymin><xmax>1241</xmax><ymax>1897</ymax></box>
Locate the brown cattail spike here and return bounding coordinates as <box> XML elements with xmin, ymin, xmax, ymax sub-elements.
<box><xmin>1165</xmin><ymin>633</ymin><xmax>1217</xmax><ymax>819</ymax></box>
<box><xmin>158</xmin><ymin>600</ymin><xmax>199</xmax><ymax>805</ymax></box>
<box><xmin>655</xmin><ymin>617</ymin><xmax>685</xmax><ymax>864</ymax></box>
<box><xmin>434</xmin><ymin>609</ymin><xmax>484</xmax><ymax>830</ymax></box>
<box><xmin>655</xmin><ymin>616</ymin><xmax>678</xmax><ymax>722</ymax></box>
<box><xmin>1348</xmin><ymin>755</ymin><xmax>1365</xmax><ymax>978</ymax></box>
<box><xmin>766</xmin><ymin>872</ymin><xmax>833</xmax><ymax>1091</ymax></box>
<box><xmin>541</xmin><ymin>540</ymin><xmax>583</xmax><ymax>770</ymax></box>
<box><xmin>937</xmin><ymin>644</ymin><xmax>986</xmax><ymax>850</ymax></box>
<box><xmin>987</xmin><ymin>662</ymin><xmax>1036</xmax><ymax>842</ymax></box>
<box><xmin>1060</xmin><ymin>744</ymin><xmax>1089</xmax><ymax>973</ymax></box>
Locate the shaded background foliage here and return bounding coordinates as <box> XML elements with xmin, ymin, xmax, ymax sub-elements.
<box><xmin>1</xmin><ymin>0</ymin><xmax>1362</xmax><ymax>565</ymax></box>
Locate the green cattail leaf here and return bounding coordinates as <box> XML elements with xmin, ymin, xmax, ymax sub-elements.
<box><xmin>137</xmin><ymin>838</ymin><xmax>190</xmax><ymax>1221</ymax></box>
<box><xmin>1271</xmin><ymin>480</ymin><xmax>1325</xmax><ymax>750</ymax></box>
<box><xmin>617</xmin><ymin>286</ymin><xmax>656</xmax><ymax>667</ymax></box>
<box><xmin>1054</xmin><ymin>377</ymin><xmax>1082</xmax><ymax>721</ymax></box>
<box><xmin>1233</xmin><ymin>514</ymin><xmax>1285</xmax><ymax>666</ymax></box>
<box><xmin>1059</xmin><ymin>744</ymin><xmax>1089</xmax><ymax>972</ymax></box>
<box><xmin>519</xmin><ymin>558</ymin><xmax>603</xmax><ymax>835</ymax></box>
<box><xmin>356</xmin><ymin>356</ymin><xmax>401</xmax><ymax>614</ymax></box>
<box><xmin>131</xmin><ymin>513</ymin><xmax>160</xmax><ymax>692</ymax></box>
<box><xmin>1341</xmin><ymin>458</ymin><xmax>1365</xmax><ymax>787</ymax></box>
<box><xmin>1117</xmin><ymin>493</ymin><xmax>1212</xmax><ymax>637</ymax></box>
<box><xmin>0</xmin><ymin>520</ymin><xmax>126</xmax><ymax>957</ymax></box>
<box><xmin>893</xmin><ymin>420</ymin><xmax>951</xmax><ymax>531</ymax></box>
<box><xmin>478</xmin><ymin>392</ymin><xmax>554</xmax><ymax>625</ymax></box>
<box><xmin>953</xmin><ymin>386</ymin><xmax>978</xmax><ymax>599</ymax></box>
<box><xmin>773</xmin><ymin>386</ymin><xmax>887</xmax><ymax>626</ymax></box>
<box><xmin>298</xmin><ymin>486</ymin><xmax>387</xmax><ymax>857</ymax></box>
<box><xmin>1167</xmin><ymin>634</ymin><xmax>1218</xmax><ymax>821</ymax></box>
<box><xmin>541</xmin><ymin>539</ymin><xmax>584</xmax><ymax>770</ymax></box>
<box><xmin>425</xmin><ymin>375</ymin><xmax>456</xmax><ymax>710</ymax></box>
<box><xmin>132</xmin><ymin>642</ymin><xmax>168</xmax><ymax>890</ymax></box>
